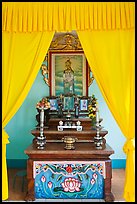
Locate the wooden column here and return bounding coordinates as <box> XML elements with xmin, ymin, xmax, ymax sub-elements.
<box><xmin>104</xmin><ymin>160</ymin><xmax>115</xmax><ymax>202</ymax></box>
<box><xmin>24</xmin><ymin>159</ymin><xmax>35</xmax><ymax>201</ymax></box>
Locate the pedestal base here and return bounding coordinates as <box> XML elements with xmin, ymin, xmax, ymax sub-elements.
<box><xmin>24</xmin><ymin>143</ymin><xmax>114</xmax><ymax>202</ymax></box>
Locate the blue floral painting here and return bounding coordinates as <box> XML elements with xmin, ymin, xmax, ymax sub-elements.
<box><xmin>34</xmin><ymin>162</ymin><xmax>105</xmax><ymax>199</ymax></box>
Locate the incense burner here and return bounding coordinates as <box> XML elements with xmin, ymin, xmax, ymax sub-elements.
<box><xmin>62</xmin><ymin>136</ymin><xmax>78</xmax><ymax>150</ymax></box>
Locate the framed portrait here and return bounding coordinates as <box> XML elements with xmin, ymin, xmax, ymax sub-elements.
<box><xmin>49</xmin><ymin>51</ymin><xmax>88</xmax><ymax>96</ymax></box>
<box><xmin>80</xmin><ymin>98</ymin><xmax>88</xmax><ymax>111</ymax></box>
<box><xmin>49</xmin><ymin>98</ymin><xmax>58</xmax><ymax>111</ymax></box>
<box><xmin>63</xmin><ymin>96</ymin><xmax>74</xmax><ymax>110</ymax></box>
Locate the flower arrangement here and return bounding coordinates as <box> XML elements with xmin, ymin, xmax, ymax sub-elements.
<box><xmin>36</xmin><ymin>97</ymin><xmax>50</xmax><ymax>109</ymax></box>
<box><xmin>88</xmin><ymin>94</ymin><xmax>97</xmax><ymax>126</ymax></box>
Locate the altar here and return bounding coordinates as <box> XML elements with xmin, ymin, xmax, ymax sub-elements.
<box><xmin>24</xmin><ymin>104</ymin><xmax>114</xmax><ymax>201</ymax></box>
<box><xmin>25</xmin><ymin>142</ymin><xmax>114</xmax><ymax>201</ymax></box>
<box><xmin>24</xmin><ymin>33</ymin><xmax>115</xmax><ymax>202</ymax></box>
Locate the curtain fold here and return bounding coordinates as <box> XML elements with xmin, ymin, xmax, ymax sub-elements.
<box><xmin>2</xmin><ymin>31</ymin><xmax>54</xmax><ymax>200</ymax></box>
<box><xmin>2</xmin><ymin>2</ymin><xmax>134</xmax><ymax>32</ymax></box>
<box><xmin>77</xmin><ymin>29</ymin><xmax>135</xmax><ymax>202</ymax></box>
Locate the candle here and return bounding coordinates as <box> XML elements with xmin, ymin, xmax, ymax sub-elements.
<box><xmin>40</xmin><ymin>108</ymin><xmax>44</xmax><ymax>126</ymax></box>
<box><xmin>96</xmin><ymin>106</ymin><xmax>99</xmax><ymax>123</ymax></box>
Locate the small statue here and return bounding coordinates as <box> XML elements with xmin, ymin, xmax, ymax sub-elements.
<box><xmin>57</xmin><ymin>95</ymin><xmax>63</xmax><ymax>118</ymax></box>
<box><xmin>60</xmin><ymin>94</ymin><xmax>63</xmax><ymax>102</ymax></box>
<box><xmin>74</xmin><ymin>104</ymin><xmax>79</xmax><ymax>118</ymax></box>
<box><xmin>74</xmin><ymin>95</ymin><xmax>79</xmax><ymax>118</ymax></box>
<box><xmin>58</xmin><ymin>103</ymin><xmax>63</xmax><ymax>118</ymax></box>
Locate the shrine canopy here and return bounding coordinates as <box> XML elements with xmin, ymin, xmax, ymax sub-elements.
<box><xmin>2</xmin><ymin>2</ymin><xmax>134</xmax><ymax>32</ymax></box>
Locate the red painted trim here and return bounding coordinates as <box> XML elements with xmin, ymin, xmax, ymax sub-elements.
<box><xmin>48</xmin><ymin>51</ymin><xmax>52</xmax><ymax>96</ymax></box>
<box><xmin>86</xmin><ymin>59</ymin><xmax>88</xmax><ymax>96</ymax></box>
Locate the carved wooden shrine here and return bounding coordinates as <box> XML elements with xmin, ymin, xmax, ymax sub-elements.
<box><xmin>24</xmin><ymin>32</ymin><xmax>114</xmax><ymax>201</ymax></box>
<box><xmin>24</xmin><ymin>95</ymin><xmax>115</xmax><ymax>202</ymax></box>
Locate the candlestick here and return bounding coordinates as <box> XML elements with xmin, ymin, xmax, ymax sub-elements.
<box><xmin>96</xmin><ymin>105</ymin><xmax>99</xmax><ymax>124</ymax></box>
<box><xmin>37</xmin><ymin>107</ymin><xmax>46</xmax><ymax>149</ymax></box>
<box><xmin>94</xmin><ymin>105</ymin><xmax>103</xmax><ymax>149</ymax></box>
<box><xmin>40</xmin><ymin>108</ymin><xmax>44</xmax><ymax>126</ymax></box>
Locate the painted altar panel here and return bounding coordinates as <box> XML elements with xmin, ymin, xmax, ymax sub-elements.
<box><xmin>33</xmin><ymin>161</ymin><xmax>105</xmax><ymax>199</ymax></box>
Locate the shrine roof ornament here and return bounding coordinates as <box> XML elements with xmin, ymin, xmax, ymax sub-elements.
<box><xmin>50</xmin><ymin>33</ymin><xmax>83</xmax><ymax>50</ymax></box>
<box><xmin>2</xmin><ymin>2</ymin><xmax>135</xmax><ymax>32</ymax></box>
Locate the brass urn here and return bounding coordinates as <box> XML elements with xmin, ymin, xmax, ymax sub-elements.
<box><xmin>62</xmin><ymin>136</ymin><xmax>78</xmax><ymax>150</ymax></box>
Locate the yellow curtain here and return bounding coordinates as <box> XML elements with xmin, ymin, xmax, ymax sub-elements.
<box><xmin>2</xmin><ymin>31</ymin><xmax>54</xmax><ymax>200</ymax></box>
<box><xmin>77</xmin><ymin>29</ymin><xmax>135</xmax><ymax>202</ymax></box>
<box><xmin>2</xmin><ymin>1</ymin><xmax>135</xmax><ymax>202</ymax></box>
<box><xmin>2</xmin><ymin>2</ymin><xmax>134</xmax><ymax>32</ymax></box>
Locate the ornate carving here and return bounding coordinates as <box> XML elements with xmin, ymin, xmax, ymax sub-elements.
<box><xmin>50</xmin><ymin>33</ymin><xmax>83</xmax><ymax>50</ymax></box>
<box><xmin>88</xmin><ymin>67</ymin><xmax>94</xmax><ymax>87</ymax></box>
<box><xmin>41</xmin><ymin>54</ymin><xmax>49</xmax><ymax>86</ymax></box>
<box><xmin>41</xmin><ymin>32</ymin><xmax>94</xmax><ymax>87</ymax></box>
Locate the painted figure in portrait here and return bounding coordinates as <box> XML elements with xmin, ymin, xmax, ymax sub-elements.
<box><xmin>63</xmin><ymin>58</ymin><xmax>74</xmax><ymax>95</ymax></box>
<box><xmin>54</xmin><ymin>53</ymin><xmax>85</xmax><ymax>96</ymax></box>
